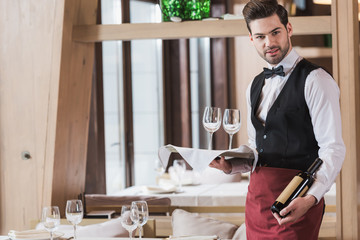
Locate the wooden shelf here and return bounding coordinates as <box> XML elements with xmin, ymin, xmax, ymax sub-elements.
<box><xmin>294</xmin><ymin>46</ymin><xmax>332</xmax><ymax>58</ymax></box>
<box><xmin>72</xmin><ymin>16</ymin><xmax>331</xmax><ymax>42</ymax></box>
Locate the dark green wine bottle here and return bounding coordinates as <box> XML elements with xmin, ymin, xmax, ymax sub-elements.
<box><xmin>270</xmin><ymin>158</ymin><xmax>323</xmax><ymax>217</ymax></box>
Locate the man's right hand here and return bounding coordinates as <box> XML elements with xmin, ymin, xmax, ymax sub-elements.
<box><xmin>209</xmin><ymin>156</ymin><xmax>232</xmax><ymax>174</ymax></box>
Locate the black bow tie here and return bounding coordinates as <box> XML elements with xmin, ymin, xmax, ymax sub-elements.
<box><xmin>263</xmin><ymin>65</ymin><xmax>285</xmax><ymax>78</ymax></box>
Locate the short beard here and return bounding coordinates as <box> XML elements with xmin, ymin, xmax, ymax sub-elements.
<box><xmin>262</xmin><ymin>39</ymin><xmax>290</xmax><ymax>65</ymax></box>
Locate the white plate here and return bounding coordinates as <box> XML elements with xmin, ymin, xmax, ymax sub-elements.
<box><xmin>8</xmin><ymin>231</ymin><xmax>64</xmax><ymax>240</ymax></box>
<box><xmin>144</xmin><ymin>185</ymin><xmax>178</xmax><ymax>194</ymax></box>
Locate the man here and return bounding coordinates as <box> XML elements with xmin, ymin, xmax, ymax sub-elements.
<box><xmin>209</xmin><ymin>0</ymin><xmax>345</xmax><ymax>239</ymax></box>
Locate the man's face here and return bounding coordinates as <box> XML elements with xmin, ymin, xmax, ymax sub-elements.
<box><xmin>249</xmin><ymin>14</ymin><xmax>293</xmax><ymax>66</ymax></box>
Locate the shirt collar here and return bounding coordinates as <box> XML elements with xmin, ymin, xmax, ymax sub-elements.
<box><xmin>266</xmin><ymin>48</ymin><xmax>301</xmax><ymax>76</ymax></box>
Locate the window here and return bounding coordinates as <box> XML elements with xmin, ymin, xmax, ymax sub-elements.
<box><xmin>101</xmin><ymin>0</ymin><xmax>215</xmax><ymax>194</ymax></box>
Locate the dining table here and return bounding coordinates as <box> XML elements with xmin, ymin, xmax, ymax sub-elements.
<box><xmin>112</xmin><ymin>181</ymin><xmax>336</xmax><ymax>207</ymax></box>
<box><xmin>0</xmin><ymin>236</ymin><xmax>219</xmax><ymax>240</ymax></box>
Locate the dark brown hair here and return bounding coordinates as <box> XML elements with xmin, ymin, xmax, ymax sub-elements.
<box><xmin>242</xmin><ymin>0</ymin><xmax>289</xmax><ymax>34</ymax></box>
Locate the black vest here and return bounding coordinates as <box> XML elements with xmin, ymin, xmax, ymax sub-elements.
<box><xmin>250</xmin><ymin>59</ymin><xmax>320</xmax><ymax>171</ymax></box>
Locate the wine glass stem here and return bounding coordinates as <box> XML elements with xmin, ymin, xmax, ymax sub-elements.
<box><xmin>129</xmin><ymin>230</ymin><xmax>133</xmax><ymax>240</ymax></box>
<box><xmin>50</xmin><ymin>231</ymin><xmax>53</xmax><ymax>240</ymax></box>
<box><xmin>228</xmin><ymin>134</ymin><xmax>233</xmax><ymax>150</ymax></box>
<box><xmin>73</xmin><ymin>224</ymin><xmax>77</xmax><ymax>240</ymax></box>
<box><xmin>208</xmin><ymin>132</ymin><xmax>214</xmax><ymax>150</ymax></box>
<box><xmin>139</xmin><ymin>226</ymin><xmax>142</xmax><ymax>239</ymax></box>
<box><xmin>179</xmin><ymin>176</ymin><xmax>183</xmax><ymax>192</ymax></box>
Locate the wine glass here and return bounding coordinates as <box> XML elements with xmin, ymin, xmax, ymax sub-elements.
<box><xmin>154</xmin><ymin>158</ymin><xmax>166</xmax><ymax>185</ymax></box>
<box><xmin>65</xmin><ymin>199</ymin><xmax>83</xmax><ymax>240</ymax></box>
<box><xmin>223</xmin><ymin>109</ymin><xmax>241</xmax><ymax>149</ymax></box>
<box><xmin>173</xmin><ymin>159</ymin><xmax>186</xmax><ymax>192</ymax></box>
<box><xmin>154</xmin><ymin>158</ymin><xmax>165</xmax><ymax>176</ymax></box>
<box><xmin>41</xmin><ymin>206</ymin><xmax>60</xmax><ymax>240</ymax></box>
<box><xmin>131</xmin><ymin>201</ymin><xmax>149</xmax><ymax>239</ymax></box>
<box><xmin>202</xmin><ymin>107</ymin><xmax>222</xmax><ymax>150</ymax></box>
<box><xmin>121</xmin><ymin>205</ymin><xmax>139</xmax><ymax>240</ymax></box>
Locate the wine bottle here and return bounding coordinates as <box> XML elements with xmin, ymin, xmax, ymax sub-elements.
<box><xmin>270</xmin><ymin>158</ymin><xmax>323</xmax><ymax>217</ymax></box>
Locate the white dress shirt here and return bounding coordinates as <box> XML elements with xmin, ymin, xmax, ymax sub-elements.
<box><xmin>233</xmin><ymin>48</ymin><xmax>345</xmax><ymax>202</ymax></box>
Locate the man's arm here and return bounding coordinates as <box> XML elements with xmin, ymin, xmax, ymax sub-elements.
<box><xmin>303</xmin><ymin>69</ymin><xmax>346</xmax><ymax>202</ymax></box>
<box><xmin>273</xmin><ymin>68</ymin><xmax>346</xmax><ymax>225</ymax></box>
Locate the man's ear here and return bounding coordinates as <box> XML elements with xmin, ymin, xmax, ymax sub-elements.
<box><xmin>286</xmin><ymin>22</ymin><xmax>293</xmax><ymax>37</ymax></box>
<box><xmin>249</xmin><ymin>33</ymin><xmax>253</xmax><ymax>41</ymax></box>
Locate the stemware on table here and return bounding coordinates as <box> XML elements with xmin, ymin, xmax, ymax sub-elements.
<box><xmin>154</xmin><ymin>158</ymin><xmax>165</xmax><ymax>176</ymax></box>
<box><xmin>202</xmin><ymin>106</ymin><xmax>222</xmax><ymax>150</ymax></box>
<box><xmin>223</xmin><ymin>108</ymin><xmax>241</xmax><ymax>149</ymax></box>
<box><xmin>121</xmin><ymin>205</ymin><xmax>139</xmax><ymax>240</ymax></box>
<box><xmin>65</xmin><ymin>199</ymin><xmax>83</xmax><ymax>240</ymax></box>
<box><xmin>131</xmin><ymin>201</ymin><xmax>149</xmax><ymax>239</ymax></box>
<box><xmin>41</xmin><ymin>206</ymin><xmax>60</xmax><ymax>240</ymax></box>
<box><xmin>173</xmin><ymin>159</ymin><xmax>186</xmax><ymax>192</ymax></box>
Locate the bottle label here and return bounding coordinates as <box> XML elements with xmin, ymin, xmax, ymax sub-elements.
<box><xmin>276</xmin><ymin>176</ymin><xmax>308</xmax><ymax>203</ymax></box>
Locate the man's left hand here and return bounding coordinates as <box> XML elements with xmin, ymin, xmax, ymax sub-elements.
<box><xmin>272</xmin><ymin>195</ymin><xmax>317</xmax><ymax>225</ymax></box>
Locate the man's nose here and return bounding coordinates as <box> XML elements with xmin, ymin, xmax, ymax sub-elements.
<box><xmin>265</xmin><ymin>36</ymin><xmax>275</xmax><ymax>47</ymax></box>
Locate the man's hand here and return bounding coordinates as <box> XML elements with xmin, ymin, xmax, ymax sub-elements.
<box><xmin>272</xmin><ymin>195</ymin><xmax>317</xmax><ymax>225</ymax></box>
<box><xmin>209</xmin><ymin>156</ymin><xmax>232</xmax><ymax>174</ymax></box>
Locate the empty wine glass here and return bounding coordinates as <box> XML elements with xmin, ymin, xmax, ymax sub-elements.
<box><xmin>223</xmin><ymin>109</ymin><xmax>241</xmax><ymax>149</ymax></box>
<box><xmin>173</xmin><ymin>159</ymin><xmax>186</xmax><ymax>192</ymax></box>
<box><xmin>131</xmin><ymin>201</ymin><xmax>149</xmax><ymax>239</ymax></box>
<box><xmin>202</xmin><ymin>107</ymin><xmax>222</xmax><ymax>150</ymax></box>
<box><xmin>121</xmin><ymin>205</ymin><xmax>139</xmax><ymax>240</ymax></box>
<box><xmin>66</xmin><ymin>199</ymin><xmax>83</xmax><ymax>240</ymax></box>
<box><xmin>41</xmin><ymin>206</ymin><xmax>60</xmax><ymax>240</ymax></box>
<box><xmin>154</xmin><ymin>158</ymin><xmax>165</xmax><ymax>176</ymax></box>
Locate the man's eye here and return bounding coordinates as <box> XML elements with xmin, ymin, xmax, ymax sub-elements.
<box><xmin>272</xmin><ymin>31</ymin><xmax>280</xmax><ymax>35</ymax></box>
<box><xmin>256</xmin><ymin>36</ymin><xmax>265</xmax><ymax>39</ymax></box>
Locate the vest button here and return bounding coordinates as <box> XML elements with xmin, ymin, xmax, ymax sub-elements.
<box><xmin>259</xmin><ymin>148</ymin><xmax>264</xmax><ymax>153</ymax></box>
<box><xmin>263</xmin><ymin>135</ymin><xmax>267</xmax><ymax>139</ymax></box>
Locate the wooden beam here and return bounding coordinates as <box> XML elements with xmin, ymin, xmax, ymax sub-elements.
<box><xmin>51</xmin><ymin>0</ymin><xmax>98</xmax><ymax>215</ymax></box>
<box><xmin>72</xmin><ymin>16</ymin><xmax>331</xmax><ymax>42</ymax></box>
<box><xmin>331</xmin><ymin>0</ymin><xmax>360</xmax><ymax>239</ymax></box>
<box><xmin>211</xmin><ymin>2</ymin><xmax>229</xmax><ymax>150</ymax></box>
<box><xmin>122</xmin><ymin>0</ymin><xmax>135</xmax><ymax>188</ymax></box>
<box><xmin>85</xmin><ymin>1</ymin><xmax>106</xmax><ymax>194</ymax></box>
<box><xmin>163</xmin><ymin>39</ymin><xmax>192</xmax><ymax>149</ymax></box>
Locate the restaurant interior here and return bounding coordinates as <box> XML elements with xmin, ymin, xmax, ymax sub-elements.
<box><xmin>0</xmin><ymin>0</ymin><xmax>359</xmax><ymax>239</ymax></box>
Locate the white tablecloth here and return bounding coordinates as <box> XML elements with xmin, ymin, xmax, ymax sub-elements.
<box><xmin>0</xmin><ymin>238</ymin><xmax>161</xmax><ymax>240</ymax></box>
<box><xmin>113</xmin><ymin>181</ymin><xmax>336</xmax><ymax>206</ymax></box>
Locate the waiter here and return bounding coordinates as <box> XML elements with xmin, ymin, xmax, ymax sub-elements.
<box><xmin>209</xmin><ymin>0</ymin><xmax>345</xmax><ymax>239</ymax></box>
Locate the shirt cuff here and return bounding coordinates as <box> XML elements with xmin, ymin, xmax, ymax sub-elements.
<box><xmin>228</xmin><ymin>158</ymin><xmax>253</xmax><ymax>174</ymax></box>
<box><xmin>306</xmin><ymin>180</ymin><xmax>328</xmax><ymax>204</ymax></box>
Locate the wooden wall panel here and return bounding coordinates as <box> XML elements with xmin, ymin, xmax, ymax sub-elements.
<box><xmin>233</xmin><ymin>4</ymin><xmax>264</xmax><ymax>146</ymax></box>
<box><xmin>0</xmin><ymin>0</ymin><xmax>64</xmax><ymax>233</ymax></box>
<box><xmin>0</xmin><ymin>0</ymin><xmax>98</xmax><ymax>233</ymax></box>
<box><xmin>233</xmin><ymin>36</ymin><xmax>264</xmax><ymax>146</ymax></box>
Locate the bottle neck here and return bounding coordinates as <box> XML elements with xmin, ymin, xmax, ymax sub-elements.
<box><xmin>306</xmin><ymin>158</ymin><xmax>323</xmax><ymax>175</ymax></box>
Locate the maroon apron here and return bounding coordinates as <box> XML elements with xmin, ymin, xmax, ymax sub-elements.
<box><xmin>245</xmin><ymin>166</ymin><xmax>324</xmax><ymax>240</ymax></box>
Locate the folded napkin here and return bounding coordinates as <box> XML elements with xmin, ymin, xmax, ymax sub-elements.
<box><xmin>158</xmin><ymin>144</ymin><xmax>256</xmax><ymax>172</ymax></box>
<box><xmin>8</xmin><ymin>229</ymin><xmax>63</xmax><ymax>239</ymax></box>
<box><xmin>169</xmin><ymin>235</ymin><xmax>219</xmax><ymax>240</ymax></box>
